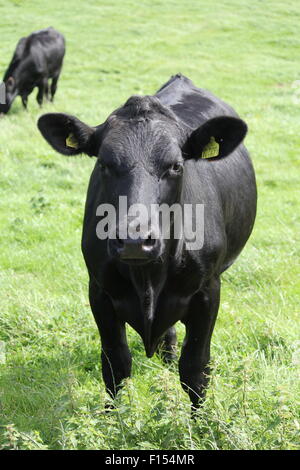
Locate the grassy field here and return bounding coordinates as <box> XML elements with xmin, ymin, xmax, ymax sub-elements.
<box><xmin>0</xmin><ymin>0</ymin><xmax>299</xmax><ymax>450</ymax></box>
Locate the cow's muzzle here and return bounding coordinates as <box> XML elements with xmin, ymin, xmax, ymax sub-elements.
<box><xmin>108</xmin><ymin>231</ymin><xmax>162</xmax><ymax>264</ymax></box>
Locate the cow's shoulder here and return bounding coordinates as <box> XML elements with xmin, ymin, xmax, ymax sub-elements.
<box><xmin>155</xmin><ymin>73</ymin><xmax>239</xmax><ymax>129</ymax></box>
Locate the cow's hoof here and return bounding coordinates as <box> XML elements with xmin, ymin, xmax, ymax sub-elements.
<box><xmin>161</xmin><ymin>349</ymin><xmax>177</xmax><ymax>364</ymax></box>
<box><xmin>104</xmin><ymin>401</ymin><xmax>115</xmax><ymax>413</ymax></box>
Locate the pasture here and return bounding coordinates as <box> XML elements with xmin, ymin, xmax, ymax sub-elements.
<box><xmin>0</xmin><ymin>0</ymin><xmax>299</xmax><ymax>450</ymax></box>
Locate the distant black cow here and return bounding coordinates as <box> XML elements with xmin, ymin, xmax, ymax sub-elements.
<box><xmin>0</xmin><ymin>27</ymin><xmax>65</xmax><ymax>114</ymax></box>
<box><xmin>37</xmin><ymin>74</ymin><xmax>257</xmax><ymax>412</ymax></box>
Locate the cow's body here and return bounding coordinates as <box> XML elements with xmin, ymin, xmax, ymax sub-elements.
<box><xmin>1</xmin><ymin>27</ymin><xmax>65</xmax><ymax>113</ymax></box>
<box><xmin>38</xmin><ymin>74</ymin><xmax>257</xmax><ymax>411</ymax></box>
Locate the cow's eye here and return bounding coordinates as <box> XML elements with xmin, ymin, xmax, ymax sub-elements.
<box><xmin>172</xmin><ymin>163</ymin><xmax>183</xmax><ymax>172</ymax></box>
<box><xmin>168</xmin><ymin>162</ymin><xmax>183</xmax><ymax>176</ymax></box>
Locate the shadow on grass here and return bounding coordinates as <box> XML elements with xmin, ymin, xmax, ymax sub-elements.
<box><xmin>0</xmin><ymin>338</ymin><xmax>182</xmax><ymax>449</ymax></box>
<box><xmin>0</xmin><ymin>345</ymin><xmax>105</xmax><ymax>448</ymax></box>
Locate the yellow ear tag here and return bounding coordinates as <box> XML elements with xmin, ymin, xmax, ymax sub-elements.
<box><xmin>66</xmin><ymin>133</ymin><xmax>79</xmax><ymax>149</ymax></box>
<box><xmin>201</xmin><ymin>136</ymin><xmax>219</xmax><ymax>159</ymax></box>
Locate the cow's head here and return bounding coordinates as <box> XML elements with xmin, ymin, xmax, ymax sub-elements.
<box><xmin>38</xmin><ymin>96</ymin><xmax>247</xmax><ymax>264</ymax></box>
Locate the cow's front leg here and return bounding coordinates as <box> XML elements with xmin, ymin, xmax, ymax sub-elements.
<box><xmin>89</xmin><ymin>279</ymin><xmax>132</xmax><ymax>402</ymax></box>
<box><xmin>179</xmin><ymin>277</ymin><xmax>220</xmax><ymax>413</ymax></box>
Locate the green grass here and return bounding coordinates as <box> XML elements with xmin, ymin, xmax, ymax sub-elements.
<box><xmin>0</xmin><ymin>0</ymin><xmax>299</xmax><ymax>450</ymax></box>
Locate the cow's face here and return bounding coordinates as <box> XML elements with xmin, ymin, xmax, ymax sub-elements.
<box><xmin>97</xmin><ymin>115</ymin><xmax>185</xmax><ymax>263</ymax></box>
<box><xmin>38</xmin><ymin>96</ymin><xmax>247</xmax><ymax>264</ymax></box>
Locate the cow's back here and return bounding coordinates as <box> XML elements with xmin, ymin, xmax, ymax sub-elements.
<box><xmin>6</xmin><ymin>27</ymin><xmax>65</xmax><ymax>79</ymax></box>
<box><xmin>25</xmin><ymin>27</ymin><xmax>65</xmax><ymax>75</ymax></box>
<box><xmin>155</xmin><ymin>73</ymin><xmax>239</xmax><ymax>128</ymax></box>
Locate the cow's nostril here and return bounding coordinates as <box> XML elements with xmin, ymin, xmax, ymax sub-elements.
<box><xmin>143</xmin><ymin>234</ymin><xmax>156</xmax><ymax>248</ymax></box>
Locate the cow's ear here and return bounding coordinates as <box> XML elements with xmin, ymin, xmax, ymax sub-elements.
<box><xmin>37</xmin><ymin>113</ymin><xmax>99</xmax><ymax>157</ymax></box>
<box><xmin>182</xmin><ymin>116</ymin><xmax>247</xmax><ymax>160</ymax></box>
<box><xmin>6</xmin><ymin>76</ymin><xmax>15</xmax><ymax>89</ymax></box>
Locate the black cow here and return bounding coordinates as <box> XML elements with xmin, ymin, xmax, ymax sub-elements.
<box><xmin>0</xmin><ymin>27</ymin><xmax>65</xmax><ymax>114</ymax></box>
<box><xmin>37</xmin><ymin>74</ymin><xmax>257</xmax><ymax>412</ymax></box>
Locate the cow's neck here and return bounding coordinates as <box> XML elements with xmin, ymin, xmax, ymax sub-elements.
<box><xmin>128</xmin><ymin>238</ymin><xmax>183</xmax><ymax>356</ymax></box>
<box><xmin>129</xmin><ymin>260</ymin><xmax>168</xmax><ymax>308</ymax></box>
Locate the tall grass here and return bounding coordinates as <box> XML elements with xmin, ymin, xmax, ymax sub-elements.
<box><xmin>0</xmin><ymin>0</ymin><xmax>299</xmax><ymax>450</ymax></box>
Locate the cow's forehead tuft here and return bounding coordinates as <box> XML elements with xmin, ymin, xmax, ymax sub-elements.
<box><xmin>103</xmin><ymin>117</ymin><xmax>177</xmax><ymax>150</ymax></box>
<box><xmin>111</xmin><ymin>95</ymin><xmax>178</xmax><ymax>122</ymax></box>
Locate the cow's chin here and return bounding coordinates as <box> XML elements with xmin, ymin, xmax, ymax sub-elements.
<box><xmin>119</xmin><ymin>257</ymin><xmax>153</xmax><ymax>266</ymax></box>
<box><xmin>117</xmin><ymin>249</ymin><xmax>160</xmax><ymax>266</ymax></box>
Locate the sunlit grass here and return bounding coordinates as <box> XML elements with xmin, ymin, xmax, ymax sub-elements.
<box><xmin>0</xmin><ymin>0</ymin><xmax>299</xmax><ymax>450</ymax></box>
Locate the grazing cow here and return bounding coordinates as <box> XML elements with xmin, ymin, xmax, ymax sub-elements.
<box><xmin>37</xmin><ymin>74</ymin><xmax>257</xmax><ymax>412</ymax></box>
<box><xmin>0</xmin><ymin>27</ymin><xmax>65</xmax><ymax>114</ymax></box>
